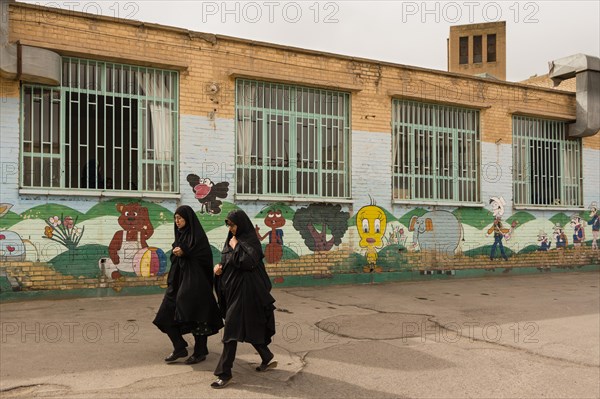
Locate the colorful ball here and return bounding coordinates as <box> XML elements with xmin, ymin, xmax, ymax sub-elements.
<box><xmin>133</xmin><ymin>247</ymin><xmax>167</xmax><ymax>277</ymax></box>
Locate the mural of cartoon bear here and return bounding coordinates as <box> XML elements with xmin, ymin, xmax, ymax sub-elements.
<box><xmin>99</xmin><ymin>203</ymin><xmax>155</xmax><ymax>279</ymax></box>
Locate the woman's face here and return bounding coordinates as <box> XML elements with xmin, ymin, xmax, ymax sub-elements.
<box><xmin>225</xmin><ymin>219</ymin><xmax>238</xmax><ymax>236</ymax></box>
<box><xmin>175</xmin><ymin>213</ymin><xmax>186</xmax><ymax>229</ymax></box>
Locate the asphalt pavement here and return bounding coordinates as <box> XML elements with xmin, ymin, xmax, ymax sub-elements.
<box><xmin>1</xmin><ymin>271</ymin><xmax>599</xmax><ymax>398</ymax></box>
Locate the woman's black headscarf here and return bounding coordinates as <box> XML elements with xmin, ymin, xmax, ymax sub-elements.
<box><xmin>174</xmin><ymin>205</ymin><xmax>212</xmax><ymax>260</ymax></box>
<box><xmin>224</xmin><ymin>209</ymin><xmax>264</xmax><ymax>266</ymax></box>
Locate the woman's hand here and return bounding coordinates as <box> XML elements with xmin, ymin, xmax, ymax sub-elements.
<box><xmin>229</xmin><ymin>236</ymin><xmax>238</xmax><ymax>249</ymax></box>
<box><xmin>214</xmin><ymin>264</ymin><xmax>223</xmax><ymax>276</ymax></box>
<box><xmin>173</xmin><ymin>246</ymin><xmax>184</xmax><ymax>257</ymax></box>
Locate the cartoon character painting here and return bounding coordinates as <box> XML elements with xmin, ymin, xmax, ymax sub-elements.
<box><xmin>537</xmin><ymin>231</ymin><xmax>551</xmax><ymax>251</ymax></box>
<box><xmin>570</xmin><ymin>215</ymin><xmax>585</xmax><ymax>247</ymax></box>
<box><xmin>587</xmin><ymin>202</ymin><xmax>599</xmax><ymax>250</ymax></box>
<box><xmin>356</xmin><ymin>203</ymin><xmax>387</xmax><ymax>272</ymax></box>
<box><xmin>553</xmin><ymin>224</ymin><xmax>568</xmax><ymax>249</ymax></box>
<box><xmin>99</xmin><ymin>203</ymin><xmax>156</xmax><ymax>279</ymax></box>
<box><xmin>255</xmin><ymin>210</ymin><xmax>286</xmax><ymax>264</ymax></box>
<box><xmin>187</xmin><ymin>174</ymin><xmax>229</xmax><ymax>214</ymax></box>
<box><xmin>486</xmin><ymin>197</ymin><xmax>509</xmax><ymax>261</ymax></box>
<box><xmin>409</xmin><ymin>211</ymin><xmax>462</xmax><ymax>254</ymax></box>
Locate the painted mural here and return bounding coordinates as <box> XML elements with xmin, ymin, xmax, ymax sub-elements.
<box><xmin>409</xmin><ymin>210</ymin><xmax>462</xmax><ymax>255</ymax></box>
<box><xmin>0</xmin><ymin>195</ymin><xmax>598</xmax><ymax>293</ymax></box>
<box><xmin>0</xmin><ymin>204</ymin><xmax>28</xmax><ymax>262</ymax></box>
<box><xmin>99</xmin><ymin>203</ymin><xmax>167</xmax><ymax>280</ymax></box>
<box><xmin>486</xmin><ymin>196</ymin><xmax>511</xmax><ymax>261</ymax></box>
<box><xmin>292</xmin><ymin>203</ymin><xmax>349</xmax><ymax>252</ymax></box>
<box><xmin>187</xmin><ymin>174</ymin><xmax>229</xmax><ymax>214</ymax></box>
<box><xmin>356</xmin><ymin>202</ymin><xmax>387</xmax><ymax>272</ymax></box>
<box><xmin>589</xmin><ymin>202</ymin><xmax>599</xmax><ymax>250</ymax></box>
<box><xmin>255</xmin><ymin>209</ymin><xmax>286</xmax><ymax>263</ymax></box>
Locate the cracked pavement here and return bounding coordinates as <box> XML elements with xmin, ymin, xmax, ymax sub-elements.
<box><xmin>1</xmin><ymin>271</ymin><xmax>599</xmax><ymax>398</ymax></box>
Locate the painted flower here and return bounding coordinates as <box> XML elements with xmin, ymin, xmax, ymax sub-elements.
<box><xmin>44</xmin><ymin>226</ymin><xmax>54</xmax><ymax>238</ymax></box>
<box><xmin>49</xmin><ymin>216</ymin><xmax>61</xmax><ymax>227</ymax></box>
<box><xmin>64</xmin><ymin>216</ymin><xmax>74</xmax><ymax>229</ymax></box>
<box><xmin>72</xmin><ymin>227</ymin><xmax>81</xmax><ymax>236</ymax></box>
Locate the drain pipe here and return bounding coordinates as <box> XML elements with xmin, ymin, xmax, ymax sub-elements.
<box><xmin>549</xmin><ymin>53</ymin><xmax>600</xmax><ymax>138</ymax></box>
<box><xmin>1</xmin><ymin>0</ymin><xmax>61</xmax><ymax>85</ymax></box>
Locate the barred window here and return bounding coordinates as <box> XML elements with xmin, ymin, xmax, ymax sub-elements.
<box><xmin>512</xmin><ymin>116</ymin><xmax>582</xmax><ymax>207</ymax></box>
<box><xmin>392</xmin><ymin>100</ymin><xmax>480</xmax><ymax>203</ymax></box>
<box><xmin>21</xmin><ymin>57</ymin><xmax>179</xmax><ymax>193</ymax></box>
<box><xmin>235</xmin><ymin>79</ymin><xmax>351</xmax><ymax>198</ymax></box>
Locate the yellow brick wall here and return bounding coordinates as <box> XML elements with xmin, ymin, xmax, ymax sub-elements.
<box><xmin>9</xmin><ymin>3</ymin><xmax>578</xmax><ymax>146</ymax></box>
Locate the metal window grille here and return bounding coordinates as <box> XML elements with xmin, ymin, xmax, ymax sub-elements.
<box><xmin>21</xmin><ymin>57</ymin><xmax>179</xmax><ymax>192</ymax></box>
<box><xmin>392</xmin><ymin>100</ymin><xmax>480</xmax><ymax>203</ymax></box>
<box><xmin>512</xmin><ymin>116</ymin><xmax>582</xmax><ymax>207</ymax></box>
<box><xmin>235</xmin><ymin>79</ymin><xmax>351</xmax><ymax>198</ymax></box>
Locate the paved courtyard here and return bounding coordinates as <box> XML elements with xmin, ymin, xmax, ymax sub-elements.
<box><xmin>1</xmin><ymin>271</ymin><xmax>599</xmax><ymax>398</ymax></box>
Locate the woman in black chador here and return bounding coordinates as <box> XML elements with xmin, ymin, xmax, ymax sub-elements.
<box><xmin>153</xmin><ymin>205</ymin><xmax>223</xmax><ymax>364</ymax></box>
<box><xmin>211</xmin><ymin>209</ymin><xmax>277</xmax><ymax>389</ymax></box>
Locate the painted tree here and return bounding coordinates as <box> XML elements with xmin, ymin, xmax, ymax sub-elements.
<box><xmin>293</xmin><ymin>203</ymin><xmax>349</xmax><ymax>251</ymax></box>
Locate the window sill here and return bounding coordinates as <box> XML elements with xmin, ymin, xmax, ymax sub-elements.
<box><xmin>513</xmin><ymin>205</ymin><xmax>584</xmax><ymax>211</ymax></box>
<box><xmin>392</xmin><ymin>200</ymin><xmax>485</xmax><ymax>208</ymax></box>
<box><xmin>234</xmin><ymin>194</ymin><xmax>354</xmax><ymax>204</ymax></box>
<box><xmin>19</xmin><ymin>188</ymin><xmax>181</xmax><ymax>199</ymax></box>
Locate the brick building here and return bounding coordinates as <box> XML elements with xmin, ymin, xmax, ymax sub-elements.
<box><xmin>1</xmin><ymin>2</ymin><xmax>598</xmax><ymax>296</ymax></box>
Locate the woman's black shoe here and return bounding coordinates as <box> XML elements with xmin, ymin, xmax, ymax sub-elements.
<box><xmin>210</xmin><ymin>377</ymin><xmax>232</xmax><ymax>389</ymax></box>
<box><xmin>164</xmin><ymin>348</ymin><xmax>188</xmax><ymax>362</ymax></box>
<box><xmin>256</xmin><ymin>360</ymin><xmax>278</xmax><ymax>372</ymax></box>
<box><xmin>185</xmin><ymin>354</ymin><xmax>206</xmax><ymax>364</ymax></box>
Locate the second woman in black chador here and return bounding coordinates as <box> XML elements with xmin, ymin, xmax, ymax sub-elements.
<box><xmin>153</xmin><ymin>205</ymin><xmax>223</xmax><ymax>364</ymax></box>
<box><xmin>211</xmin><ymin>209</ymin><xmax>277</xmax><ymax>389</ymax></box>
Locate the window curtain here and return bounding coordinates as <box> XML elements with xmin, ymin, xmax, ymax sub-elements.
<box><xmin>138</xmin><ymin>71</ymin><xmax>173</xmax><ymax>162</ymax></box>
<box><xmin>237</xmin><ymin>83</ymin><xmax>256</xmax><ymax>165</ymax></box>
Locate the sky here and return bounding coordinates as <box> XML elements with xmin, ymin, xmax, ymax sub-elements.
<box><xmin>20</xmin><ymin>0</ymin><xmax>600</xmax><ymax>82</ymax></box>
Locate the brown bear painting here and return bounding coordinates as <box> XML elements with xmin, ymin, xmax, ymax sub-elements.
<box><xmin>99</xmin><ymin>203</ymin><xmax>154</xmax><ymax>279</ymax></box>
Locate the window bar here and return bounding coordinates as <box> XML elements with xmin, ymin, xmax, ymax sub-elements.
<box><xmin>40</xmin><ymin>87</ymin><xmax>48</xmax><ymax>188</ymax></box>
<box><xmin>237</xmin><ymin>81</ymin><xmax>244</xmax><ymax>193</ymax></box>
<box><xmin>430</xmin><ymin>104</ymin><xmax>437</xmax><ymax>200</ymax></box>
<box><xmin>409</xmin><ymin>103</ymin><xmax>415</xmax><ymax>199</ymax></box>
<box><xmin>320</xmin><ymin>90</ymin><xmax>325</xmax><ymax>194</ymax></box>
<box><xmin>324</xmin><ymin>89</ymin><xmax>330</xmax><ymax>197</ymax></box>
<box><xmin>142</xmin><ymin>67</ymin><xmax>148</xmax><ymax>192</ymax></box>
<box><xmin>261</xmin><ymin>99</ymin><xmax>267</xmax><ymax>195</ymax></box>
<box><xmin>75</xmin><ymin>60</ymin><xmax>82</xmax><ymax>190</ymax></box>
<box><xmin>160</xmin><ymin>70</ymin><xmax>166</xmax><ymax>192</ymax></box>
<box><xmin>475</xmin><ymin>111</ymin><xmax>480</xmax><ymax>202</ymax></box>
<box><xmin>165</xmin><ymin>71</ymin><xmax>170</xmax><ymax>192</ymax></box>
<box><xmin>296</xmin><ymin>89</ymin><xmax>303</xmax><ymax>196</ymax></box>
<box><xmin>49</xmin><ymin>87</ymin><xmax>56</xmax><ymax>188</ymax></box>
<box><xmin>113</xmin><ymin>65</ymin><xmax>119</xmax><ymax>190</ymax></box>
<box><xmin>85</xmin><ymin>63</ymin><xmax>91</xmax><ymax>190</ymax></box>
<box><xmin>22</xmin><ymin>86</ymin><xmax>26</xmax><ymax>186</ymax></box>
<box><xmin>339</xmin><ymin>93</ymin><xmax>344</xmax><ymax>197</ymax></box>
